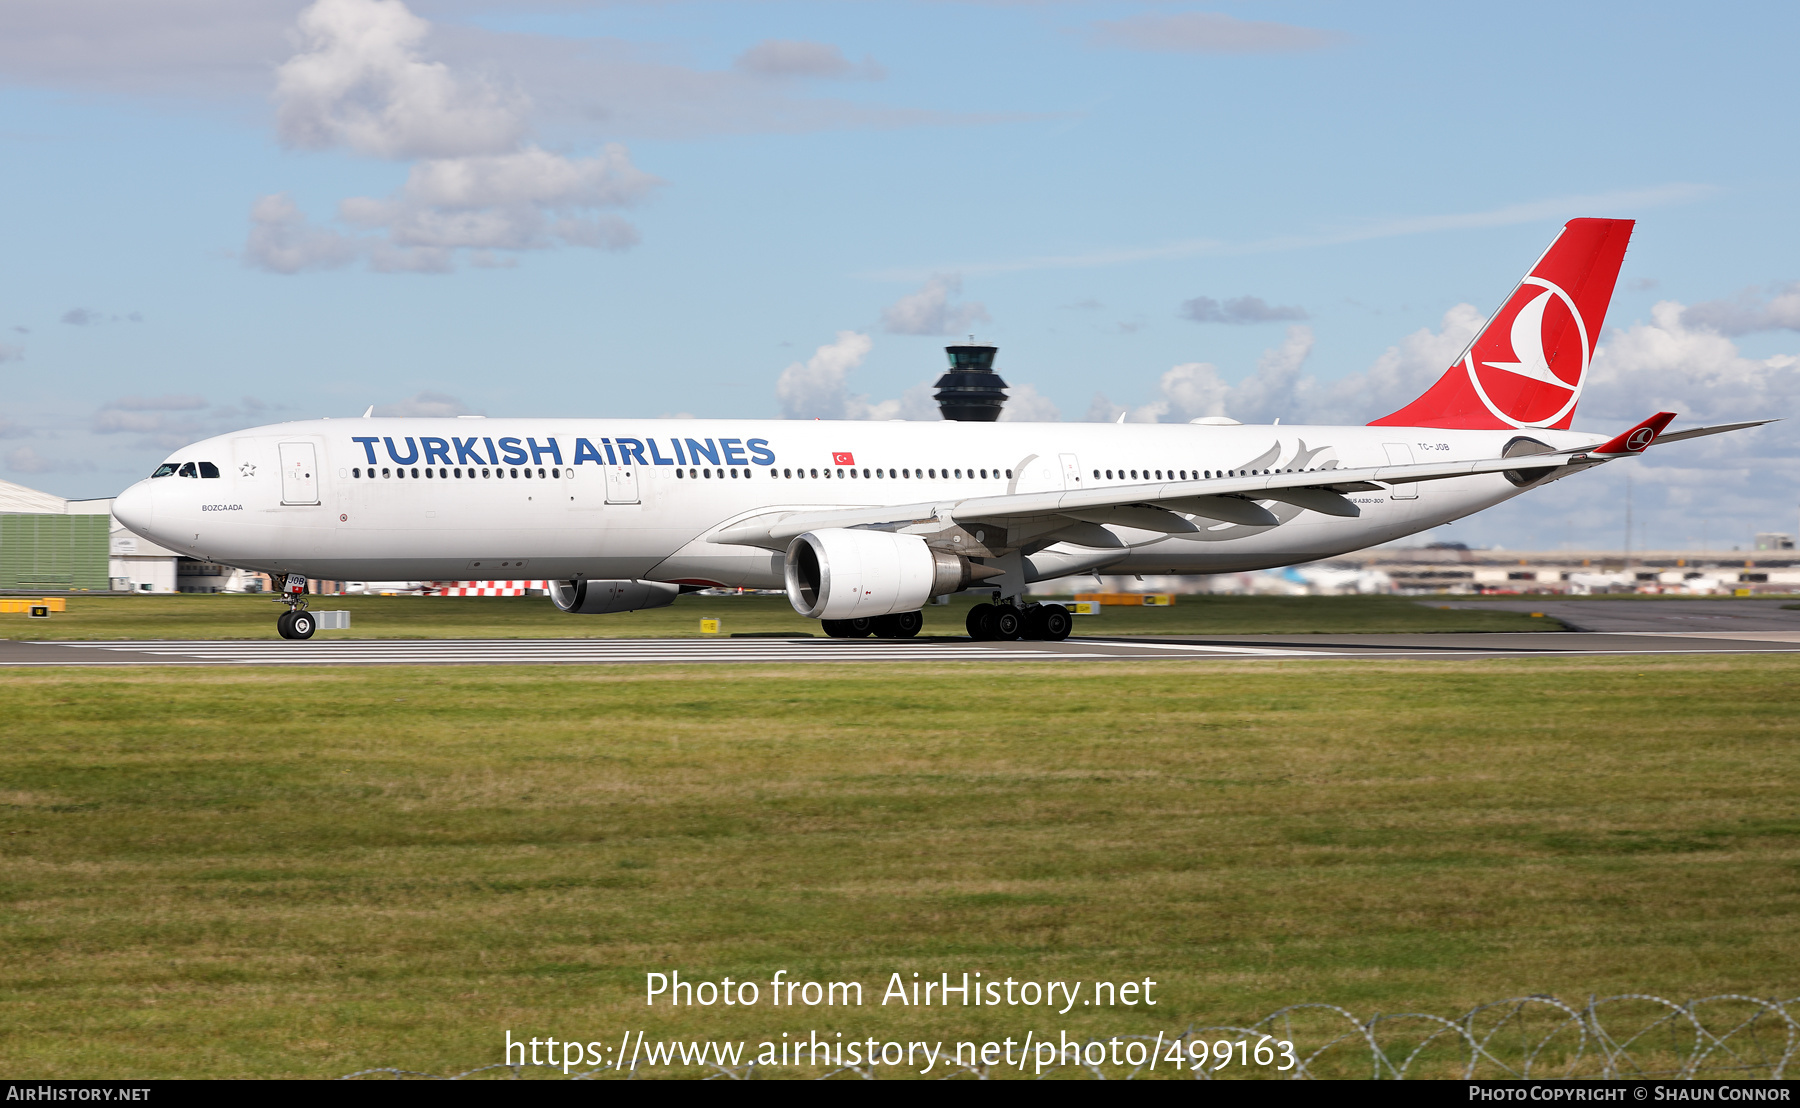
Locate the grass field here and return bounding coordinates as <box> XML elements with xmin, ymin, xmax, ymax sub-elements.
<box><xmin>2</xmin><ymin>656</ymin><xmax>1796</xmax><ymax>1078</ymax></box>
<box><xmin>0</xmin><ymin>591</ymin><xmax>1553</xmax><ymax>641</ymax></box>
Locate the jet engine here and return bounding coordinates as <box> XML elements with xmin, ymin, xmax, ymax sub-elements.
<box><xmin>550</xmin><ymin>578</ymin><xmax>680</xmax><ymax>614</ymax></box>
<box><xmin>784</xmin><ymin>529</ymin><xmax>979</xmax><ymax>620</ymax></box>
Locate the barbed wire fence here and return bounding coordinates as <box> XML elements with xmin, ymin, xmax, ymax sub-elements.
<box><xmin>343</xmin><ymin>993</ymin><xmax>1797</xmax><ymax>1081</ymax></box>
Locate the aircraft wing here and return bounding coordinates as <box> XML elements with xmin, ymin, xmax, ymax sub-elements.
<box><xmin>709</xmin><ymin>415</ymin><xmax>1772</xmax><ymax>551</ymax></box>
<box><xmin>708</xmin><ymin>450</ymin><xmax>1596</xmax><ymax>550</ymax></box>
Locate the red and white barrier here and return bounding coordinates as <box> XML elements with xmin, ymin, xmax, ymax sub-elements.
<box><xmin>422</xmin><ymin>580</ymin><xmax>550</xmax><ymax>596</ymax></box>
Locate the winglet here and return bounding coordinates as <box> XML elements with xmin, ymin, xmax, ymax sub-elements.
<box><xmin>1589</xmin><ymin>411</ymin><xmax>1676</xmax><ymax>458</ymax></box>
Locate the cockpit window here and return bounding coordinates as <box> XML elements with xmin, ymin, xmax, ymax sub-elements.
<box><xmin>151</xmin><ymin>464</ymin><xmax>178</xmax><ymax>478</ymax></box>
<box><xmin>198</xmin><ymin>462</ymin><xmax>220</xmax><ymax>478</ymax></box>
<box><xmin>177</xmin><ymin>462</ymin><xmax>198</xmax><ymax>478</ymax></box>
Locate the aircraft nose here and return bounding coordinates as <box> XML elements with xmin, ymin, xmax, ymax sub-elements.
<box><xmin>112</xmin><ymin>480</ymin><xmax>155</xmax><ymax>533</ymax></box>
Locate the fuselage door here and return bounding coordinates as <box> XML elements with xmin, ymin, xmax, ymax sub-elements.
<box><xmin>1382</xmin><ymin>442</ymin><xmax>1419</xmax><ymax>500</ymax></box>
<box><xmin>278</xmin><ymin>442</ymin><xmax>320</xmax><ymax>505</ymax></box>
<box><xmin>605</xmin><ymin>462</ymin><xmax>640</xmax><ymax>505</ymax></box>
<box><xmin>1059</xmin><ymin>453</ymin><xmax>1083</xmax><ymax>490</ymax></box>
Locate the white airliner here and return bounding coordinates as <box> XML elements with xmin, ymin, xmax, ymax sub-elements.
<box><xmin>111</xmin><ymin>218</ymin><xmax>1766</xmax><ymax>641</ymax></box>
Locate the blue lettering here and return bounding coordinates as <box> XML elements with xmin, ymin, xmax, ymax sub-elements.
<box><xmin>747</xmin><ymin>438</ymin><xmax>775</xmax><ymax>466</ymax></box>
<box><xmin>499</xmin><ymin>437</ymin><xmax>528</xmax><ymax>465</ymax></box>
<box><xmin>482</xmin><ymin>437</ymin><xmax>498</xmax><ymax>465</ymax></box>
<box><xmin>352</xmin><ymin>436</ymin><xmax>380</xmax><ymax>464</ymax></box>
<box><xmin>573</xmin><ymin>438</ymin><xmax>605</xmax><ymax>465</ymax></box>
<box><xmin>617</xmin><ymin>438</ymin><xmax>648</xmax><ymax>466</ymax></box>
<box><xmin>673</xmin><ymin>439</ymin><xmax>687</xmax><ymax>465</ymax></box>
<box><xmin>602</xmin><ymin>438</ymin><xmax>618</xmax><ymax>465</ymax></box>
<box><xmin>685</xmin><ymin>438</ymin><xmax>720</xmax><ymax>465</ymax></box>
<box><xmin>647</xmin><ymin>439</ymin><xmax>675</xmax><ymax>465</ymax></box>
<box><xmin>720</xmin><ymin>438</ymin><xmax>748</xmax><ymax>466</ymax></box>
<box><xmin>384</xmin><ymin>436</ymin><xmax>420</xmax><ymax>465</ymax></box>
<box><xmin>453</xmin><ymin>437</ymin><xmax>484</xmax><ymax>465</ymax></box>
<box><xmin>421</xmin><ymin>437</ymin><xmax>451</xmax><ymax>465</ymax></box>
<box><xmin>529</xmin><ymin>437</ymin><xmax>562</xmax><ymax>465</ymax></box>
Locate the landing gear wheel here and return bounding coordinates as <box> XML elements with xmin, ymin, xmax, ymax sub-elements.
<box><xmin>870</xmin><ymin>611</ymin><xmax>924</xmax><ymax>638</ymax></box>
<box><xmin>966</xmin><ymin>603</ymin><xmax>997</xmax><ymax>641</ymax></box>
<box><xmin>1037</xmin><ymin>604</ymin><xmax>1072</xmax><ymax>642</ymax></box>
<box><xmin>1022</xmin><ymin>603</ymin><xmax>1048</xmax><ymax>640</ymax></box>
<box><xmin>278</xmin><ymin>610</ymin><xmax>316</xmax><ymax>640</ymax></box>
<box><xmin>821</xmin><ymin>617</ymin><xmax>873</xmax><ymax>638</ymax></box>
<box><xmin>991</xmin><ymin>606</ymin><xmax>1023</xmax><ymax>641</ymax></box>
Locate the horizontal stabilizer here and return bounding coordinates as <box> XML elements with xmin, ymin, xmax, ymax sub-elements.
<box><xmin>1654</xmin><ymin>419</ymin><xmax>1778</xmax><ymax>445</ymax></box>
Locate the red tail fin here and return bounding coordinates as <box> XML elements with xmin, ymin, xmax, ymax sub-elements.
<box><xmin>1370</xmin><ymin>217</ymin><xmax>1634</xmax><ymax>430</ymax></box>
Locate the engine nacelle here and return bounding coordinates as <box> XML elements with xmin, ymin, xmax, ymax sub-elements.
<box><xmin>784</xmin><ymin>529</ymin><xmax>973</xmax><ymax>620</ymax></box>
<box><xmin>550</xmin><ymin>578</ymin><xmax>680</xmax><ymax>614</ymax></box>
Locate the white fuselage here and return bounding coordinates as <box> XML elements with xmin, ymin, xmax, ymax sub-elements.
<box><xmin>111</xmin><ymin>418</ymin><xmax>1609</xmax><ymax>587</ymax></box>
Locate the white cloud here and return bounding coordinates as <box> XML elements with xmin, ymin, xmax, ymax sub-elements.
<box><xmin>774</xmin><ymin>332</ymin><xmax>942</xmax><ymax>421</ymax></box>
<box><xmin>1325</xmin><ymin>304</ymin><xmax>1486</xmax><ymax>422</ymax></box>
<box><xmin>1180</xmin><ymin>294</ymin><xmax>1307</xmax><ymax>324</ymax></box>
<box><xmin>1682</xmin><ymin>283</ymin><xmax>1800</xmax><ymax>336</ymax></box>
<box><xmin>880</xmin><ymin>274</ymin><xmax>991</xmax><ymax>336</ymax></box>
<box><xmin>248</xmin><ymin>0</ymin><xmax>659</xmax><ymax>274</ymax></box>
<box><xmin>371</xmin><ymin>390</ymin><xmax>473</xmax><ymax>417</ymax></box>
<box><xmin>873</xmin><ymin>184</ymin><xmax>1715</xmax><ymax>281</ymax></box>
<box><xmin>60</xmin><ymin>307</ymin><xmax>142</xmax><ymax>326</ymax></box>
<box><xmin>275</xmin><ymin>0</ymin><xmax>524</xmax><ymax>159</ymax></box>
<box><xmin>91</xmin><ymin>393</ymin><xmax>217</xmax><ymax>450</ymax></box>
<box><xmin>1087</xmin><ymin>325</ymin><xmax>1317</xmax><ymax>423</ymax></box>
<box><xmin>0</xmin><ymin>3</ymin><xmax>965</xmax><ymax>139</ymax></box>
<box><xmin>104</xmin><ymin>394</ymin><xmax>209</xmax><ymax>411</ymax></box>
<box><xmin>776</xmin><ymin>331</ymin><xmax>875</xmax><ymax>420</ymax></box>
<box><xmin>1087</xmin><ymin>311</ymin><xmax>1483</xmax><ymax>425</ymax></box>
<box><xmin>1088</xmin><ymin>12</ymin><xmax>1348</xmax><ymax>54</ymax></box>
<box><xmin>1451</xmin><ymin>302</ymin><xmax>1798</xmax><ymax>551</ymax></box>
<box><xmin>7</xmin><ymin>445</ymin><xmax>92</xmax><ymax>474</ymax></box>
<box><xmin>734</xmin><ymin>39</ymin><xmax>882</xmax><ymax>81</ymax></box>
<box><xmin>244</xmin><ymin>193</ymin><xmax>362</xmax><ymax>273</ymax></box>
<box><xmin>858</xmin><ymin>382</ymin><xmax>941</xmax><ymax>422</ymax></box>
<box><xmin>996</xmin><ymin>383</ymin><xmax>1060</xmax><ymax>422</ymax></box>
<box><xmin>1585</xmin><ymin>300</ymin><xmax>1800</xmax><ymax>424</ymax></box>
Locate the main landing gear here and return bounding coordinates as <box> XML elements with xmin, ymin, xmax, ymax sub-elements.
<box><xmin>821</xmin><ymin>611</ymin><xmax>924</xmax><ymax>639</ymax></box>
<box><xmin>966</xmin><ymin>601</ymin><xmax>1072</xmax><ymax>642</ymax></box>
<box><xmin>273</xmin><ymin>573</ymin><xmax>316</xmax><ymax>640</ymax></box>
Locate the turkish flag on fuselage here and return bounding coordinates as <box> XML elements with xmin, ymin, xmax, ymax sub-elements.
<box><xmin>832</xmin><ymin>452</ymin><xmax>855</xmax><ymax>466</ymax></box>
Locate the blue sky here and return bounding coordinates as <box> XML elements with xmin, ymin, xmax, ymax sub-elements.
<box><xmin>2</xmin><ymin>0</ymin><xmax>1797</xmax><ymax>551</ymax></box>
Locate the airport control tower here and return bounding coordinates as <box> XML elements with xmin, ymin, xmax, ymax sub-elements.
<box><xmin>933</xmin><ymin>340</ymin><xmax>1009</xmax><ymax>421</ymax></box>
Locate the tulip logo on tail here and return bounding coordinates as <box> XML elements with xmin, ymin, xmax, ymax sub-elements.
<box><xmin>1368</xmin><ymin>218</ymin><xmax>1632</xmax><ymax>432</ymax></box>
<box><xmin>1465</xmin><ymin>276</ymin><xmax>1588</xmax><ymax>429</ymax></box>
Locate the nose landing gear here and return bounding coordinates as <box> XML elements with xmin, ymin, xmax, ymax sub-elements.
<box><xmin>273</xmin><ymin>573</ymin><xmax>316</xmax><ymax>640</ymax></box>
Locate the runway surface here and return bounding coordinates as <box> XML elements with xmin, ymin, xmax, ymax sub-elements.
<box><xmin>1437</xmin><ymin>597</ymin><xmax>1800</xmax><ymax>634</ymax></box>
<box><xmin>5</xmin><ymin>629</ymin><xmax>1800</xmax><ymax>667</ymax></box>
